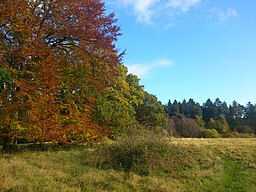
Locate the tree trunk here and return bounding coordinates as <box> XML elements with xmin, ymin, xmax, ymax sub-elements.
<box><xmin>2</xmin><ymin>137</ymin><xmax>18</xmax><ymax>152</ymax></box>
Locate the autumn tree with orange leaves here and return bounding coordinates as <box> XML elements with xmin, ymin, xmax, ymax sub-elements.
<box><xmin>0</xmin><ymin>0</ymin><xmax>123</xmax><ymax>150</ymax></box>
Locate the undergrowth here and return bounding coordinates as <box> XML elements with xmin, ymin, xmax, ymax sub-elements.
<box><xmin>86</xmin><ymin>129</ymin><xmax>220</xmax><ymax>176</ymax></box>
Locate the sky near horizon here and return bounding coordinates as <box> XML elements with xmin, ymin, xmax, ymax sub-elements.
<box><xmin>106</xmin><ymin>0</ymin><xmax>256</xmax><ymax>106</ymax></box>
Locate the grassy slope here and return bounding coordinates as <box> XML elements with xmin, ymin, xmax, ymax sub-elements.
<box><xmin>1</xmin><ymin>138</ymin><xmax>256</xmax><ymax>192</ymax></box>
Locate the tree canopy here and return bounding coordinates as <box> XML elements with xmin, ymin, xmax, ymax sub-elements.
<box><xmin>0</xmin><ymin>0</ymin><xmax>167</xmax><ymax>151</ymax></box>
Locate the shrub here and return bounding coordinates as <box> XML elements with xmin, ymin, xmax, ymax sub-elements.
<box><xmin>86</xmin><ymin>128</ymin><xmax>218</xmax><ymax>176</ymax></box>
<box><xmin>170</xmin><ymin>117</ymin><xmax>205</xmax><ymax>138</ymax></box>
<box><xmin>90</xmin><ymin>129</ymin><xmax>169</xmax><ymax>175</ymax></box>
<box><xmin>205</xmin><ymin>129</ymin><xmax>219</xmax><ymax>138</ymax></box>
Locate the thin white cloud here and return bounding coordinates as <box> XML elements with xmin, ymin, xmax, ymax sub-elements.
<box><xmin>166</xmin><ymin>0</ymin><xmax>201</xmax><ymax>12</ymax></box>
<box><xmin>135</xmin><ymin>0</ymin><xmax>158</xmax><ymax>23</ymax></box>
<box><xmin>113</xmin><ymin>1</ymin><xmax>239</xmax><ymax>27</ymax></box>
<box><xmin>119</xmin><ymin>0</ymin><xmax>201</xmax><ymax>24</ymax></box>
<box><xmin>127</xmin><ymin>58</ymin><xmax>174</xmax><ymax>78</ymax></box>
<box><xmin>154</xmin><ymin>58</ymin><xmax>174</xmax><ymax>67</ymax></box>
<box><xmin>163</xmin><ymin>23</ymin><xmax>176</xmax><ymax>30</ymax></box>
<box><xmin>120</xmin><ymin>0</ymin><xmax>158</xmax><ymax>24</ymax></box>
<box><xmin>127</xmin><ymin>64</ymin><xmax>151</xmax><ymax>78</ymax></box>
<box><xmin>208</xmin><ymin>7</ymin><xmax>238</xmax><ymax>25</ymax></box>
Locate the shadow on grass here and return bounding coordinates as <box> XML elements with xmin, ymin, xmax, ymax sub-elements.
<box><xmin>0</xmin><ymin>142</ymin><xmax>93</xmax><ymax>154</ymax></box>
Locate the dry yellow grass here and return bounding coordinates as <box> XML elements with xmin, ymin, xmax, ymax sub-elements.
<box><xmin>0</xmin><ymin>138</ymin><xmax>256</xmax><ymax>192</ymax></box>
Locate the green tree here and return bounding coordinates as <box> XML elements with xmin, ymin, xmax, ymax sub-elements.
<box><xmin>187</xmin><ymin>98</ymin><xmax>202</xmax><ymax>119</ymax></box>
<box><xmin>202</xmin><ymin>99</ymin><xmax>219</xmax><ymax>123</ymax></box>
<box><xmin>195</xmin><ymin>115</ymin><xmax>205</xmax><ymax>129</ymax></box>
<box><xmin>228</xmin><ymin>101</ymin><xmax>245</xmax><ymax>132</ymax></box>
<box><xmin>244</xmin><ymin>102</ymin><xmax>256</xmax><ymax>133</ymax></box>
<box><xmin>220</xmin><ymin>101</ymin><xmax>229</xmax><ymax>118</ymax></box>
<box><xmin>170</xmin><ymin>100</ymin><xmax>181</xmax><ymax>117</ymax></box>
<box><xmin>93</xmin><ymin>95</ymin><xmax>137</xmax><ymax>139</ymax></box>
<box><xmin>126</xmin><ymin>74</ymin><xmax>145</xmax><ymax>107</ymax></box>
<box><xmin>164</xmin><ymin>100</ymin><xmax>172</xmax><ymax>116</ymax></box>
<box><xmin>206</xmin><ymin>117</ymin><xmax>229</xmax><ymax>135</ymax></box>
<box><xmin>218</xmin><ymin>116</ymin><xmax>229</xmax><ymax>134</ymax></box>
<box><xmin>92</xmin><ymin>66</ymin><xmax>138</xmax><ymax>138</ymax></box>
<box><xmin>206</xmin><ymin>118</ymin><xmax>219</xmax><ymax>131</ymax></box>
<box><xmin>135</xmin><ymin>92</ymin><xmax>167</xmax><ymax>128</ymax></box>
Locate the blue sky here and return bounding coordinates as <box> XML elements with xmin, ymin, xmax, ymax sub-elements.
<box><xmin>106</xmin><ymin>0</ymin><xmax>256</xmax><ymax>106</ymax></box>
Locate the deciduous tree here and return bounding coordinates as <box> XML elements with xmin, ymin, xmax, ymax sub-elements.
<box><xmin>0</xmin><ymin>0</ymin><xmax>122</xmax><ymax>149</ymax></box>
<box><xmin>135</xmin><ymin>92</ymin><xmax>167</xmax><ymax>128</ymax></box>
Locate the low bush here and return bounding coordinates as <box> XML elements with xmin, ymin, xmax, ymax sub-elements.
<box><xmin>86</xmin><ymin>128</ymin><xmax>218</xmax><ymax>176</ymax></box>
<box><xmin>205</xmin><ymin>129</ymin><xmax>219</xmax><ymax>138</ymax></box>
<box><xmin>86</xmin><ymin>129</ymin><xmax>166</xmax><ymax>175</ymax></box>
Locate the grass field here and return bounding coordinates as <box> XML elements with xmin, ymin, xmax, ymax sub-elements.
<box><xmin>1</xmin><ymin>138</ymin><xmax>256</xmax><ymax>192</ymax></box>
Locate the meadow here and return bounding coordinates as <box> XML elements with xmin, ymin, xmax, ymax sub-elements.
<box><xmin>1</xmin><ymin>137</ymin><xmax>256</xmax><ymax>192</ymax></box>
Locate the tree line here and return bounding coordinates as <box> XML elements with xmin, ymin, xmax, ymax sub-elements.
<box><xmin>164</xmin><ymin>98</ymin><xmax>256</xmax><ymax>138</ymax></box>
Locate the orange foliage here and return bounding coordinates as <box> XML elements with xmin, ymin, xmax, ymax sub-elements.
<box><xmin>0</xmin><ymin>0</ymin><xmax>121</xmax><ymax>144</ymax></box>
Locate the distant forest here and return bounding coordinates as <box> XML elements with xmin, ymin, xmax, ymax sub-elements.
<box><xmin>164</xmin><ymin>98</ymin><xmax>256</xmax><ymax>138</ymax></box>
